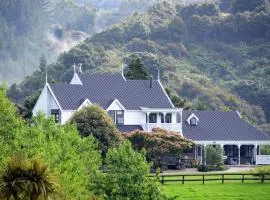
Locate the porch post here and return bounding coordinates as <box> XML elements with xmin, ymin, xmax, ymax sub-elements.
<box><xmin>194</xmin><ymin>145</ymin><xmax>197</xmax><ymax>160</ymax></box>
<box><xmin>146</xmin><ymin>112</ymin><xmax>149</xmax><ymax>132</ymax></box>
<box><xmin>162</xmin><ymin>112</ymin><xmax>167</xmax><ymax>123</ymax></box>
<box><xmin>220</xmin><ymin>144</ymin><xmax>224</xmax><ymax>164</ymax></box>
<box><xmin>238</xmin><ymin>144</ymin><xmax>241</xmax><ymax>165</ymax></box>
<box><xmin>254</xmin><ymin>144</ymin><xmax>258</xmax><ymax>165</ymax></box>
<box><xmin>204</xmin><ymin>144</ymin><xmax>207</xmax><ymax>165</ymax></box>
<box><xmin>200</xmin><ymin>145</ymin><xmax>203</xmax><ymax>164</ymax></box>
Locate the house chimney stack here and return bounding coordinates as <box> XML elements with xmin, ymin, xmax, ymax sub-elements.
<box><xmin>78</xmin><ymin>63</ymin><xmax>83</xmax><ymax>74</ymax></box>
<box><xmin>150</xmin><ymin>76</ymin><xmax>153</xmax><ymax>88</ymax></box>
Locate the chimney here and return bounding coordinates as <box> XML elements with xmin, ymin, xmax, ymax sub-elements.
<box><xmin>78</xmin><ymin>63</ymin><xmax>83</xmax><ymax>74</ymax></box>
<box><xmin>150</xmin><ymin>76</ymin><xmax>153</xmax><ymax>88</ymax></box>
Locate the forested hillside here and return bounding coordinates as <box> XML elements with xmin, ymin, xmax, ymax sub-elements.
<box><xmin>7</xmin><ymin>0</ymin><xmax>270</xmax><ymax>134</ymax></box>
<box><xmin>0</xmin><ymin>0</ymin><xmax>157</xmax><ymax>83</ymax></box>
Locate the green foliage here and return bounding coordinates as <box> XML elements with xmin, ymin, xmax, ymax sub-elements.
<box><xmin>70</xmin><ymin>104</ymin><xmax>122</xmax><ymax>156</ymax></box>
<box><xmin>95</xmin><ymin>141</ymin><xmax>166</xmax><ymax>200</ymax></box>
<box><xmin>7</xmin><ymin>1</ymin><xmax>270</xmax><ymax>135</ymax></box>
<box><xmin>124</xmin><ymin>128</ymin><xmax>193</xmax><ymax>168</ymax></box>
<box><xmin>0</xmin><ymin>89</ymin><xmax>102</xmax><ymax>199</ymax></box>
<box><xmin>205</xmin><ymin>145</ymin><xmax>223</xmax><ymax>166</ymax></box>
<box><xmin>0</xmin><ymin>157</ymin><xmax>57</xmax><ymax>200</ymax></box>
<box><xmin>124</xmin><ymin>54</ymin><xmax>150</xmax><ymax>80</ymax></box>
<box><xmin>260</xmin><ymin>145</ymin><xmax>270</xmax><ymax>155</ymax></box>
<box><xmin>250</xmin><ymin>165</ymin><xmax>270</xmax><ymax>177</ymax></box>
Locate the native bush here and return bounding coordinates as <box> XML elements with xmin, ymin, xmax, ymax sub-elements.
<box><xmin>0</xmin><ymin>157</ymin><xmax>57</xmax><ymax>200</ymax></box>
<box><xmin>94</xmin><ymin>141</ymin><xmax>167</xmax><ymax>200</ymax></box>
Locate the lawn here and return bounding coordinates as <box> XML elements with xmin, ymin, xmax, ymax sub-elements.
<box><xmin>163</xmin><ymin>183</ymin><xmax>270</xmax><ymax>200</ymax></box>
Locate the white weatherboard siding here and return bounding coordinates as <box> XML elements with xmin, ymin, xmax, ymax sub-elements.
<box><xmin>61</xmin><ymin>110</ymin><xmax>75</xmax><ymax>124</ymax></box>
<box><xmin>32</xmin><ymin>85</ymin><xmax>48</xmax><ymax>116</ymax></box>
<box><xmin>124</xmin><ymin>111</ymin><xmax>144</xmax><ymax>125</ymax></box>
<box><xmin>33</xmin><ymin>84</ymin><xmax>60</xmax><ymax>117</ymax></box>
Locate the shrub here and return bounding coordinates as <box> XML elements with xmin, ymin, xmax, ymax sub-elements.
<box><xmin>206</xmin><ymin>145</ymin><xmax>223</xmax><ymax>166</ymax></box>
<box><xmin>70</xmin><ymin>104</ymin><xmax>122</xmax><ymax>156</ymax></box>
<box><xmin>198</xmin><ymin>164</ymin><xmax>208</xmax><ymax>172</ymax></box>
<box><xmin>250</xmin><ymin>166</ymin><xmax>270</xmax><ymax>177</ymax></box>
<box><xmin>124</xmin><ymin>128</ymin><xmax>193</xmax><ymax>168</ymax></box>
<box><xmin>94</xmin><ymin>141</ymin><xmax>167</xmax><ymax>200</ymax></box>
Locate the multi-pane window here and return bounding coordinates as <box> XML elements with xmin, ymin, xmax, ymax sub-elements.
<box><xmin>116</xmin><ymin>110</ymin><xmax>124</xmax><ymax>125</ymax></box>
<box><xmin>190</xmin><ymin>118</ymin><xmax>197</xmax><ymax>126</ymax></box>
<box><xmin>51</xmin><ymin>109</ymin><xmax>60</xmax><ymax>123</ymax></box>
<box><xmin>108</xmin><ymin>110</ymin><xmax>124</xmax><ymax>125</ymax></box>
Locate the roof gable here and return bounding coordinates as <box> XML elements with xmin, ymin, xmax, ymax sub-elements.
<box><xmin>106</xmin><ymin>99</ymin><xmax>126</xmax><ymax>111</ymax></box>
<box><xmin>49</xmin><ymin>73</ymin><xmax>174</xmax><ymax>110</ymax></box>
<box><xmin>78</xmin><ymin>98</ymin><xmax>92</xmax><ymax>110</ymax></box>
<box><xmin>182</xmin><ymin>111</ymin><xmax>269</xmax><ymax>141</ymax></box>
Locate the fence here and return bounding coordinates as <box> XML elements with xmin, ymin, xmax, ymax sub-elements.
<box><xmin>151</xmin><ymin>173</ymin><xmax>270</xmax><ymax>184</ymax></box>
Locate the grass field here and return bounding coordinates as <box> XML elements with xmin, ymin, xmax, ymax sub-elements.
<box><xmin>163</xmin><ymin>182</ymin><xmax>270</xmax><ymax>200</ymax></box>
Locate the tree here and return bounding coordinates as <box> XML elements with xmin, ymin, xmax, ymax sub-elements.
<box><xmin>124</xmin><ymin>55</ymin><xmax>150</xmax><ymax>80</ymax></box>
<box><xmin>95</xmin><ymin>141</ymin><xmax>166</xmax><ymax>200</ymax></box>
<box><xmin>70</xmin><ymin>104</ymin><xmax>122</xmax><ymax>156</ymax></box>
<box><xmin>124</xmin><ymin>128</ymin><xmax>193</xmax><ymax>168</ymax></box>
<box><xmin>206</xmin><ymin>145</ymin><xmax>223</xmax><ymax>166</ymax></box>
<box><xmin>0</xmin><ymin>88</ymin><xmax>102</xmax><ymax>199</ymax></box>
<box><xmin>0</xmin><ymin>157</ymin><xmax>56</xmax><ymax>200</ymax></box>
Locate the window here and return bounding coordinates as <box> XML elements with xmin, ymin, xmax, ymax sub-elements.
<box><xmin>51</xmin><ymin>109</ymin><xmax>60</xmax><ymax>123</ymax></box>
<box><xmin>190</xmin><ymin>118</ymin><xmax>197</xmax><ymax>126</ymax></box>
<box><xmin>149</xmin><ymin>113</ymin><xmax>157</xmax><ymax>123</ymax></box>
<box><xmin>108</xmin><ymin>110</ymin><xmax>124</xmax><ymax>124</ymax></box>
<box><xmin>116</xmin><ymin>110</ymin><xmax>124</xmax><ymax>125</ymax></box>
<box><xmin>165</xmin><ymin>113</ymin><xmax>172</xmax><ymax>123</ymax></box>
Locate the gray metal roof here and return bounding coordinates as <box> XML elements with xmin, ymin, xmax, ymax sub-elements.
<box><xmin>49</xmin><ymin>73</ymin><xmax>173</xmax><ymax>110</ymax></box>
<box><xmin>117</xmin><ymin>125</ymin><xmax>143</xmax><ymax>132</ymax></box>
<box><xmin>182</xmin><ymin>111</ymin><xmax>269</xmax><ymax>141</ymax></box>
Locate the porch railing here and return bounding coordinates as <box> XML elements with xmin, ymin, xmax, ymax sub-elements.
<box><xmin>256</xmin><ymin>155</ymin><xmax>270</xmax><ymax>164</ymax></box>
<box><xmin>141</xmin><ymin>123</ymin><xmax>181</xmax><ymax>132</ymax></box>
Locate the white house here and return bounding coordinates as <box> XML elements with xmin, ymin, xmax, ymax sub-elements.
<box><xmin>33</xmin><ymin>70</ymin><xmax>270</xmax><ymax>165</ymax></box>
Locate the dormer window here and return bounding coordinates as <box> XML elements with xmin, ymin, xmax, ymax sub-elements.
<box><xmin>187</xmin><ymin>113</ymin><xmax>199</xmax><ymax>126</ymax></box>
<box><xmin>190</xmin><ymin>118</ymin><xmax>197</xmax><ymax>126</ymax></box>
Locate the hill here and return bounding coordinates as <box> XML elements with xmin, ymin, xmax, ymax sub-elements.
<box><xmin>8</xmin><ymin>0</ymin><xmax>270</xmax><ymax>134</ymax></box>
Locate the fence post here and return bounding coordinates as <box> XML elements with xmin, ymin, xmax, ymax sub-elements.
<box><xmin>182</xmin><ymin>175</ymin><xmax>185</xmax><ymax>184</ymax></box>
<box><xmin>203</xmin><ymin>175</ymin><xmax>205</xmax><ymax>184</ymax></box>
<box><xmin>222</xmin><ymin>174</ymin><xmax>224</xmax><ymax>184</ymax></box>
<box><xmin>242</xmin><ymin>174</ymin><xmax>244</xmax><ymax>183</ymax></box>
<box><xmin>161</xmin><ymin>176</ymin><xmax>164</xmax><ymax>184</ymax></box>
<box><xmin>261</xmin><ymin>175</ymin><xmax>265</xmax><ymax>183</ymax></box>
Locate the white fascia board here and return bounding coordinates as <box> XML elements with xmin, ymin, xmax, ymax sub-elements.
<box><xmin>193</xmin><ymin>140</ymin><xmax>270</xmax><ymax>146</ymax></box>
<box><xmin>140</xmin><ymin>107</ymin><xmax>182</xmax><ymax>113</ymax></box>
<box><xmin>106</xmin><ymin>99</ymin><xmax>126</xmax><ymax>111</ymax></box>
<box><xmin>158</xmin><ymin>80</ymin><xmax>175</xmax><ymax>108</ymax></box>
<box><xmin>78</xmin><ymin>98</ymin><xmax>92</xmax><ymax>110</ymax></box>
<box><xmin>47</xmin><ymin>83</ymin><xmax>63</xmax><ymax>111</ymax></box>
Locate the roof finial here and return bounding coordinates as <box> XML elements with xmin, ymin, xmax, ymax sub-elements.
<box><xmin>73</xmin><ymin>63</ymin><xmax>76</xmax><ymax>75</ymax></box>
<box><xmin>45</xmin><ymin>64</ymin><xmax>48</xmax><ymax>84</ymax></box>
<box><xmin>157</xmin><ymin>69</ymin><xmax>160</xmax><ymax>81</ymax></box>
<box><xmin>121</xmin><ymin>64</ymin><xmax>124</xmax><ymax>76</ymax></box>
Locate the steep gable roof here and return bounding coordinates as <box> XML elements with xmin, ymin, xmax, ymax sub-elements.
<box><xmin>49</xmin><ymin>73</ymin><xmax>174</xmax><ymax>110</ymax></box>
<box><xmin>182</xmin><ymin>111</ymin><xmax>269</xmax><ymax>141</ymax></box>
